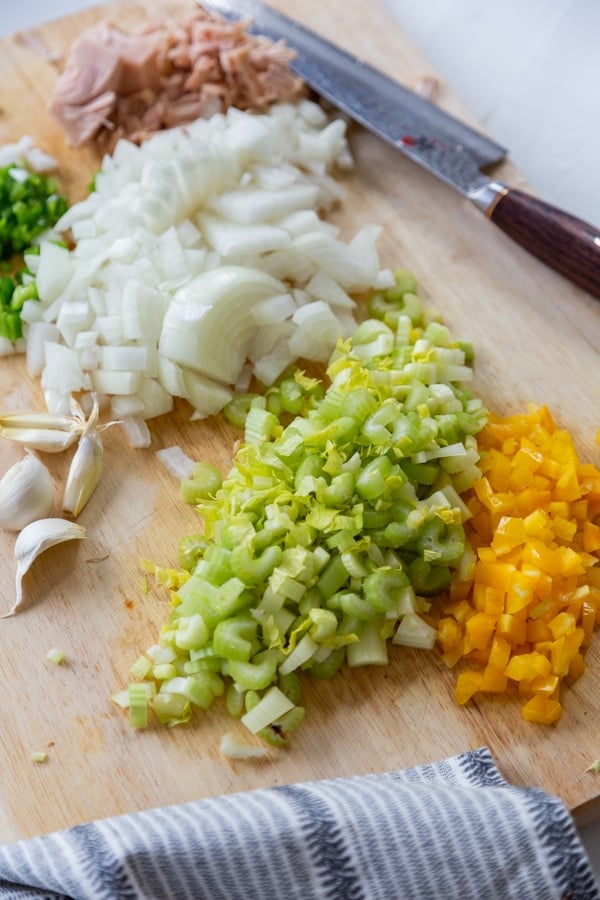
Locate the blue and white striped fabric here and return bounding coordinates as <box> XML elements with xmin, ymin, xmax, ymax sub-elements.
<box><xmin>0</xmin><ymin>746</ymin><xmax>596</xmax><ymax>899</ymax></box>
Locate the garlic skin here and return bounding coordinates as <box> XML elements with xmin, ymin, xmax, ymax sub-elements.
<box><xmin>0</xmin><ymin>451</ymin><xmax>54</xmax><ymax>531</ymax></box>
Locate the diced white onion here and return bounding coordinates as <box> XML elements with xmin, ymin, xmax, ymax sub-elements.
<box><xmin>120</xmin><ymin>416</ymin><xmax>152</xmax><ymax>449</ymax></box>
<box><xmin>155</xmin><ymin>446</ymin><xmax>195</xmax><ymax>480</ymax></box>
<box><xmin>29</xmin><ymin>102</ymin><xmax>387</xmax><ymax>426</ymax></box>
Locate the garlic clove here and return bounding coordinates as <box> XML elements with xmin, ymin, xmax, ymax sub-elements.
<box><xmin>0</xmin><ymin>412</ymin><xmax>83</xmax><ymax>453</ymax></box>
<box><xmin>62</xmin><ymin>398</ymin><xmax>104</xmax><ymax>517</ymax></box>
<box><xmin>0</xmin><ymin>451</ymin><xmax>54</xmax><ymax>531</ymax></box>
<box><xmin>62</xmin><ymin>431</ymin><xmax>103</xmax><ymax>517</ymax></box>
<box><xmin>3</xmin><ymin>518</ymin><xmax>86</xmax><ymax>618</ymax></box>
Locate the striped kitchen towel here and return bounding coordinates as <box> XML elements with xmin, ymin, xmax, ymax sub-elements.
<box><xmin>0</xmin><ymin>745</ymin><xmax>596</xmax><ymax>899</ymax></box>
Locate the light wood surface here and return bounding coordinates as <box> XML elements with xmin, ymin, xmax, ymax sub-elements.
<box><xmin>0</xmin><ymin>0</ymin><xmax>599</xmax><ymax>841</ymax></box>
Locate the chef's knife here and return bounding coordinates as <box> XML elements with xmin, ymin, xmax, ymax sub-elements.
<box><xmin>200</xmin><ymin>0</ymin><xmax>600</xmax><ymax>300</ymax></box>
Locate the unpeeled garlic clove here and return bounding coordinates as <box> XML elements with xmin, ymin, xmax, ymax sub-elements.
<box><xmin>0</xmin><ymin>412</ymin><xmax>83</xmax><ymax>453</ymax></box>
<box><xmin>0</xmin><ymin>451</ymin><xmax>54</xmax><ymax>531</ymax></box>
<box><xmin>3</xmin><ymin>517</ymin><xmax>86</xmax><ymax>618</ymax></box>
<box><xmin>62</xmin><ymin>399</ymin><xmax>103</xmax><ymax>517</ymax></box>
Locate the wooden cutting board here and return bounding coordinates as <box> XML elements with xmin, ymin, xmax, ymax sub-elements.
<box><xmin>0</xmin><ymin>0</ymin><xmax>599</xmax><ymax>842</ymax></box>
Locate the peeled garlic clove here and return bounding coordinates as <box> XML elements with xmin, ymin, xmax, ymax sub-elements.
<box><xmin>0</xmin><ymin>451</ymin><xmax>54</xmax><ymax>531</ymax></box>
<box><xmin>3</xmin><ymin>518</ymin><xmax>86</xmax><ymax>618</ymax></box>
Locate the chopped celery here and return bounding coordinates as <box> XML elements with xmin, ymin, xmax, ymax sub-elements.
<box><xmin>122</xmin><ymin>268</ymin><xmax>488</xmax><ymax>745</ymax></box>
<box><xmin>241</xmin><ymin>686</ymin><xmax>295</xmax><ymax>733</ymax></box>
<box><xmin>31</xmin><ymin>751</ymin><xmax>48</xmax><ymax>764</ymax></box>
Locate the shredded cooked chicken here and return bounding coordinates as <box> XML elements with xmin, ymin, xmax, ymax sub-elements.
<box><xmin>50</xmin><ymin>6</ymin><xmax>306</xmax><ymax>150</ymax></box>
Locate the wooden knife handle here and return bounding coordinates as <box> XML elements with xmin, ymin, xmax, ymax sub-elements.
<box><xmin>487</xmin><ymin>187</ymin><xmax>600</xmax><ymax>299</ymax></box>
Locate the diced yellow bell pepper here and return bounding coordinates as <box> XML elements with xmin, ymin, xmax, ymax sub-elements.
<box><xmin>548</xmin><ymin>611</ymin><xmax>577</xmax><ymax>640</ymax></box>
<box><xmin>465</xmin><ymin>612</ymin><xmax>496</xmax><ymax>650</ymax></box>
<box><xmin>496</xmin><ymin>613</ymin><xmax>527</xmax><ymax>645</ymax></box>
<box><xmin>454</xmin><ymin>671</ymin><xmax>482</xmax><ymax>705</ymax></box>
<box><xmin>568</xmin><ymin>653</ymin><xmax>585</xmax><ymax>681</ymax></box>
<box><xmin>488</xmin><ymin>635</ymin><xmax>511</xmax><ymax>671</ymax></box>
<box><xmin>474</xmin><ymin>560</ymin><xmax>515</xmax><ymax>592</ymax></box>
<box><xmin>439</xmin><ymin>405</ymin><xmax>600</xmax><ymax>726</ymax></box>
<box><xmin>480</xmin><ymin>665</ymin><xmax>508</xmax><ymax>693</ymax></box>
<box><xmin>521</xmin><ymin>694</ymin><xmax>562</xmax><ymax>725</ymax></box>
<box><xmin>553</xmin><ymin>464</ymin><xmax>581</xmax><ymax>502</ymax></box>
<box><xmin>518</xmin><ymin>674</ymin><xmax>559</xmax><ymax>698</ymax></box>
<box><xmin>525</xmin><ymin>619</ymin><xmax>552</xmax><ymax>644</ymax></box>
<box><xmin>504</xmin><ymin>652</ymin><xmax>551</xmax><ymax>681</ymax></box>
<box><xmin>583</xmin><ymin>522</ymin><xmax>600</xmax><ymax>553</ymax></box>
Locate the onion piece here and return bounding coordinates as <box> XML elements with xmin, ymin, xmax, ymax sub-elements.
<box><xmin>120</xmin><ymin>416</ymin><xmax>151</xmax><ymax>449</ymax></box>
<box><xmin>155</xmin><ymin>447</ymin><xmax>195</xmax><ymax>480</ymax></box>
<box><xmin>159</xmin><ymin>266</ymin><xmax>286</xmax><ymax>384</ymax></box>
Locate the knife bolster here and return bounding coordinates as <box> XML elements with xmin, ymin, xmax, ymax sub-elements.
<box><xmin>468</xmin><ymin>181</ymin><xmax>509</xmax><ymax>216</ymax></box>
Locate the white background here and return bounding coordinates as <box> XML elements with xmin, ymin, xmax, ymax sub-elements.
<box><xmin>1</xmin><ymin>0</ymin><xmax>599</xmax><ymax>877</ymax></box>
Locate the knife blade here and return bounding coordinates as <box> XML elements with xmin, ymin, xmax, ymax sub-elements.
<box><xmin>200</xmin><ymin>0</ymin><xmax>600</xmax><ymax>300</ymax></box>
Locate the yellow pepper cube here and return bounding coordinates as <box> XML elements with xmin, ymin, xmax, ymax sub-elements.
<box><xmin>454</xmin><ymin>671</ymin><xmax>482</xmax><ymax>705</ymax></box>
<box><xmin>583</xmin><ymin>522</ymin><xmax>600</xmax><ymax>553</ymax></box>
<box><xmin>518</xmin><ymin>674</ymin><xmax>559</xmax><ymax>698</ymax></box>
<box><xmin>474</xmin><ymin>560</ymin><xmax>515</xmax><ymax>592</ymax></box>
<box><xmin>465</xmin><ymin>612</ymin><xmax>496</xmax><ymax>650</ymax></box>
<box><xmin>515</xmin><ymin>488</ymin><xmax>551</xmax><ymax>516</ymax></box>
<box><xmin>504</xmin><ymin>651</ymin><xmax>551</xmax><ymax>681</ymax></box>
<box><xmin>553</xmin><ymin>464</ymin><xmax>581</xmax><ymax>502</ymax></box>
<box><xmin>548</xmin><ymin>611</ymin><xmax>577</xmax><ymax>640</ymax></box>
<box><xmin>443</xmin><ymin>597</ymin><xmax>472</xmax><ymax>625</ymax></box>
<box><xmin>529</xmin><ymin>597</ymin><xmax>559</xmax><ymax>622</ymax></box>
<box><xmin>441</xmin><ymin>642</ymin><xmax>465</xmax><ymax>668</ymax></box>
<box><xmin>539</xmin><ymin>457</ymin><xmax>561</xmax><ymax>480</ymax></box>
<box><xmin>487</xmin><ymin>450</ymin><xmax>512</xmax><ymax>492</ymax></box>
<box><xmin>475</xmin><ymin>585</ymin><xmax>505</xmax><ymax>617</ymax></box>
<box><xmin>571</xmin><ymin>499</ymin><xmax>589</xmax><ymax>520</ymax></box>
<box><xmin>548</xmin><ymin>501</ymin><xmax>571</xmax><ymax>518</ymax></box>
<box><xmin>436</xmin><ymin>617</ymin><xmax>462</xmax><ymax>654</ymax></box>
<box><xmin>480</xmin><ymin>665</ymin><xmax>508</xmax><ymax>693</ymax></box>
<box><xmin>448</xmin><ymin>578</ymin><xmax>472</xmax><ymax>605</ymax></box>
<box><xmin>496</xmin><ymin>613</ymin><xmax>527</xmax><ymax>645</ymax></box>
<box><xmin>555</xmin><ymin>545</ymin><xmax>586</xmax><ymax>577</ymax></box>
<box><xmin>533</xmin><ymin>571</ymin><xmax>553</xmax><ymax>601</ymax></box>
<box><xmin>526</xmin><ymin>619</ymin><xmax>552</xmax><ymax>643</ymax></box>
<box><xmin>523</xmin><ymin>508</ymin><xmax>550</xmax><ymax>537</ymax></box>
<box><xmin>568</xmin><ymin>653</ymin><xmax>585</xmax><ymax>681</ymax></box>
<box><xmin>551</xmin><ymin>516</ymin><xmax>577</xmax><ymax>543</ymax></box>
<box><xmin>522</xmin><ymin>540</ymin><xmax>560</xmax><ymax>576</ymax></box>
<box><xmin>488</xmin><ymin>636</ymin><xmax>511</xmax><ymax>671</ymax></box>
<box><xmin>501</xmin><ymin>437</ymin><xmax>517</xmax><ymax>456</ymax></box>
<box><xmin>477</xmin><ymin>546</ymin><xmax>497</xmax><ymax>563</ymax></box>
<box><xmin>551</xmin><ymin>629</ymin><xmax>584</xmax><ymax>677</ymax></box>
<box><xmin>521</xmin><ymin>694</ymin><xmax>562</xmax><ymax>725</ymax></box>
<box><xmin>506</xmin><ymin>568</ymin><xmax>539</xmax><ymax>614</ymax></box>
<box><xmin>465</xmin><ymin>648</ymin><xmax>491</xmax><ymax>666</ymax></box>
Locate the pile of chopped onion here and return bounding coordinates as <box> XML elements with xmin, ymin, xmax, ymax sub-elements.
<box><xmin>25</xmin><ymin>102</ymin><xmax>390</xmax><ymax>426</ymax></box>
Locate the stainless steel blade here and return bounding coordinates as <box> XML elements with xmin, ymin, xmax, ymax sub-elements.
<box><xmin>198</xmin><ymin>0</ymin><xmax>507</xmax><ymax>192</ymax></box>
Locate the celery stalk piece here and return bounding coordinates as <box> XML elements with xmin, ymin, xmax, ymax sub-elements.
<box><xmin>241</xmin><ymin>686</ymin><xmax>295</xmax><ymax>734</ymax></box>
<box><xmin>346</xmin><ymin>621</ymin><xmax>388</xmax><ymax>667</ymax></box>
<box><xmin>393</xmin><ymin>613</ymin><xmax>438</xmax><ymax>649</ymax></box>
